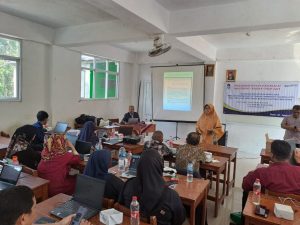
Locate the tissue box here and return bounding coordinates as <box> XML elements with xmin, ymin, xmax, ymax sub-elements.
<box><xmin>100</xmin><ymin>209</ymin><xmax>123</xmax><ymax>225</ymax></box>
<box><xmin>274</xmin><ymin>203</ymin><xmax>294</xmax><ymax>220</ymax></box>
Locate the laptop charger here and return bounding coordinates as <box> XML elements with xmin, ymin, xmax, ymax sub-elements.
<box><xmin>274</xmin><ymin>203</ymin><xmax>294</xmax><ymax>220</ymax></box>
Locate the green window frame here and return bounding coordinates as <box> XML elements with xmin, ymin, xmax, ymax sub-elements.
<box><xmin>0</xmin><ymin>35</ymin><xmax>21</xmax><ymax>101</ymax></box>
<box><xmin>81</xmin><ymin>55</ymin><xmax>119</xmax><ymax>100</ymax></box>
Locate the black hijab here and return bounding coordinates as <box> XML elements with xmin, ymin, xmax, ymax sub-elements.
<box><xmin>136</xmin><ymin>149</ymin><xmax>165</xmax><ymax>214</ymax></box>
<box><xmin>6</xmin><ymin>125</ymin><xmax>37</xmax><ymax>158</ymax></box>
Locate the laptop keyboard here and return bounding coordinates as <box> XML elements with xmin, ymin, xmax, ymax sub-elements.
<box><xmin>52</xmin><ymin>200</ymin><xmax>97</xmax><ymax>219</ymax></box>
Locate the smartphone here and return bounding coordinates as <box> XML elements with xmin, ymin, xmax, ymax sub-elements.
<box><xmin>254</xmin><ymin>205</ymin><xmax>269</xmax><ymax>218</ymax></box>
<box><xmin>70</xmin><ymin>206</ymin><xmax>88</xmax><ymax>225</ymax></box>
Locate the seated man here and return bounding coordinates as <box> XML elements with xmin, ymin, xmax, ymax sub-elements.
<box><xmin>121</xmin><ymin>105</ymin><xmax>140</xmax><ymax>124</ymax></box>
<box><xmin>242</xmin><ymin>140</ymin><xmax>300</xmax><ymax>209</ymax></box>
<box><xmin>0</xmin><ymin>185</ymin><xmax>92</xmax><ymax>225</ymax></box>
<box><xmin>144</xmin><ymin>130</ymin><xmax>171</xmax><ymax>157</ymax></box>
<box><xmin>281</xmin><ymin>105</ymin><xmax>300</xmax><ymax>147</ymax></box>
<box><xmin>175</xmin><ymin>132</ymin><xmax>206</xmax><ymax>178</ymax></box>
<box><xmin>32</xmin><ymin>110</ymin><xmax>49</xmax><ymax>148</ymax></box>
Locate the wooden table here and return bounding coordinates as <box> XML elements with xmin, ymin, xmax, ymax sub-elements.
<box><xmin>243</xmin><ymin>192</ymin><xmax>300</xmax><ymax>225</ymax></box>
<box><xmin>0</xmin><ymin>136</ymin><xmax>10</xmax><ymax>159</ymax></box>
<box><xmin>260</xmin><ymin>148</ymin><xmax>271</xmax><ymax>164</ymax></box>
<box><xmin>17</xmin><ymin>172</ymin><xmax>49</xmax><ymax>201</ymax></box>
<box><xmin>201</xmin><ymin>143</ymin><xmax>238</xmax><ymax>196</ymax></box>
<box><xmin>109</xmin><ymin>165</ymin><xmax>210</xmax><ymax>225</ymax></box>
<box><xmin>201</xmin><ymin>156</ymin><xmax>227</xmax><ymax>218</ymax></box>
<box><xmin>33</xmin><ymin>193</ymin><xmax>150</xmax><ymax>225</ymax></box>
<box><xmin>103</xmin><ymin>142</ymin><xmax>144</xmax><ymax>155</ymax></box>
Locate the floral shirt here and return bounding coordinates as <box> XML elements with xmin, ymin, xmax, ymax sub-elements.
<box><xmin>175</xmin><ymin>144</ymin><xmax>206</xmax><ymax>172</ymax></box>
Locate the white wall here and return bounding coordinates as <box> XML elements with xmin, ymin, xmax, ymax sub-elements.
<box><xmin>214</xmin><ymin>46</ymin><xmax>300</xmax><ymax>157</ymax></box>
<box><xmin>0</xmin><ymin>40</ymin><xmax>51</xmax><ymax>134</ymax></box>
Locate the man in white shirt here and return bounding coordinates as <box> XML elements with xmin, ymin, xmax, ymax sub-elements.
<box><xmin>281</xmin><ymin>105</ymin><xmax>300</xmax><ymax>147</ymax></box>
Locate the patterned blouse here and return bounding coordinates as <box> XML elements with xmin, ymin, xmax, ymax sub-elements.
<box><xmin>175</xmin><ymin>144</ymin><xmax>206</xmax><ymax>172</ymax></box>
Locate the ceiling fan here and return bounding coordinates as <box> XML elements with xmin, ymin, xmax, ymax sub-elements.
<box><xmin>148</xmin><ymin>35</ymin><xmax>172</xmax><ymax>57</ymax></box>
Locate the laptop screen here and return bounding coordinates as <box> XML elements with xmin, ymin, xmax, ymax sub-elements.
<box><xmin>128</xmin><ymin>118</ymin><xmax>139</xmax><ymax>124</ymax></box>
<box><xmin>73</xmin><ymin>174</ymin><xmax>106</xmax><ymax>210</ymax></box>
<box><xmin>129</xmin><ymin>155</ymin><xmax>140</xmax><ymax>172</ymax></box>
<box><xmin>0</xmin><ymin>164</ymin><xmax>22</xmax><ymax>185</ymax></box>
<box><xmin>53</xmin><ymin>122</ymin><xmax>68</xmax><ymax>134</ymax></box>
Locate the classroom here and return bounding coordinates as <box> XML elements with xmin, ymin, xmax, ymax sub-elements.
<box><xmin>0</xmin><ymin>1</ymin><xmax>300</xmax><ymax>225</ymax></box>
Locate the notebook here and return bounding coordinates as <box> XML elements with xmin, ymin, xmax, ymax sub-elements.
<box><xmin>121</xmin><ymin>155</ymin><xmax>141</xmax><ymax>178</ymax></box>
<box><xmin>0</xmin><ymin>164</ymin><xmax>22</xmax><ymax>191</ymax></box>
<box><xmin>50</xmin><ymin>174</ymin><xmax>106</xmax><ymax>219</ymax></box>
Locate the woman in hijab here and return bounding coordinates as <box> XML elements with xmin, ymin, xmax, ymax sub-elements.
<box><xmin>196</xmin><ymin>104</ymin><xmax>224</xmax><ymax>144</ymax></box>
<box><xmin>119</xmin><ymin>150</ymin><xmax>186</xmax><ymax>225</ymax></box>
<box><xmin>78</xmin><ymin>121</ymin><xmax>98</xmax><ymax>147</ymax></box>
<box><xmin>6</xmin><ymin>125</ymin><xmax>41</xmax><ymax>169</ymax></box>
<box><xmin>84</xmin><ymin>150</ymin><xmax>124</xmax><ymax>201</ymax></box>
<box><xmin>37</xmin><ymin>134</ymin><xmax>80</xmax><ymax>197</ymax></box>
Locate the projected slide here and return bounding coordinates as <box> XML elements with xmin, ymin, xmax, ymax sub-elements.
<box><xmin>163</xmin><ymin>72</ymin><xmax>193</xmax><ymax>111</ymax></box>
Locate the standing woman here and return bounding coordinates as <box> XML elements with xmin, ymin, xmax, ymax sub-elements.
<box><xmin>196</xmin><ymin>104</ymin><xmax>224</xmax><ymax>144</ymax></box>
<box><xmin>37</xmin><ymin>134</ymin><xmax>80</xmax><ymax>197</ymax></box>
<box><xmin>6</xmin><ymin>125</ymin><xmax>41</xmax><ymax>169</ymax></box>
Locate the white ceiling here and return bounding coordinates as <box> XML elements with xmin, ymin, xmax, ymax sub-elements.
<box><xmin>0</xmin><ymin>0</ymin><xmax>115</xmax><ymax>28</ymax></box>
<box><xmin>113</xmin><ymin>40</ymin><xmax>154</xmax><ymax>53</ymax></box>
<box><xmin>201</xmin><ymin>28</ymin><xmax>300</xmax><ymax>49</ymax></box>
<box><xmin>156</xmin><ymin>0</ymin><xmax>247</xmax><ymax>11</ymax></box>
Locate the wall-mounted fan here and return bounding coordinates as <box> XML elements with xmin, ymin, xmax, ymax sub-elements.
<box><xmin>148</xmin><ymin>35</ymin><xmax>171</xmax><ymax>57</ymax></box>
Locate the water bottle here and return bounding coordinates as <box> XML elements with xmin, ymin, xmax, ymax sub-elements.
<box><xmin>252</xmin><ymin>178</ymin><xmax>261</xmax><ymax>205</ymax></box>
<box><xmin>127</xmin><ymin>151</ymin><xmax>132</xmax><ymax>169</ymax></box>
<box><xmin>118</xmin><ymin>147</ymin><xmax>126</xmax><ymax>172</ymax></box>
<box><xmin>187</xmin><ymin>161</ymin><xmax>193</xmax><ymax>182</ymax></box>
<box><xmin>213</xmin><ymin>133</ymin><xmax>218</xmax><ymax>145</ymax></box>
<box><xmin>12</xmin><ymin>156</ymin><xmax>19</xmax><ymax>165</ymax></box>
<box><xmin>130</xmin><ymin>196</ymin><xmax>140</xmax><ymax>225</ymax></box>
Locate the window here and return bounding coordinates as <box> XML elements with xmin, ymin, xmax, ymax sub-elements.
<box><xmin>81</xmin><ymin>55</ymin><xmax>119</xmax><ymax>99</ymax></box>
<box><xmin>0</xmin><ymin>36</ymin><xmax>21</xmax><ymax>100</ymax></box>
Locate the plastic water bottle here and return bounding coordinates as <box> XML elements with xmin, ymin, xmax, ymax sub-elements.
<box><xmin>130</xmin><ymin>196</ymin><xmax>140</xmax><ymax>225</ymax></box>
<box><xmin>12</xmin><ymin>156</ymin><xmax>19</xmax><ymax>165</ymax></box>
<box><xmin>187</xmin><ymin>161</ymin><xmax>193</xmax><ymax>182</ymax></box>
<box><xmin>127</xmin><ymin>151</ymin><xmax>132</xmax><ymax>169</ymax></box>
<box><xmin>118</xmin><ymin>147</ymin><xmax>126</xmax><ymax>172</ymax></box>
<box><xmin>252</xmin><ymin>178</ymin><xmax>261</xmax><ymax>205</ymax></box>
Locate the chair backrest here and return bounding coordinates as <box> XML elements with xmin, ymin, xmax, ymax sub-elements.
<box><xmin>218</xmin><ymin>130</ymin><xmax>228</xmax><ymax>146</ymax></box>
<box><xmin>118</xmin><ymin>126</ymin><xmax>134</xmax><ymax>136</ymax></box>
<box><xmin>103</xmin><ymin>198</ymin><xmax>114</xmax><ymax>209</ymax></box>
<box><xmin>114</xmin><ymin>203</ymin><xmax>157</xmax><ymax>225</ymax></box>
<box><xmin>22</xmin><ymin>165</ymin><xmax>38</xmax><ymax>177</ymax></box>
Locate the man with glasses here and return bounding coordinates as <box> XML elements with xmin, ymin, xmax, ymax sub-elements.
<box><xmin>281</xmin><ymin>105</ymin><xmax>300</xmax><ymax>147</ymax></box>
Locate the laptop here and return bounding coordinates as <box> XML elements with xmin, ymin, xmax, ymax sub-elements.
<box><xmin>53</xmin><ymin>122</ymin><xmax>68</xmax><ymax>134</ymax></box>
<box><xmin>121</xmin><ymin>155</ymin><xmax>141</xmax><ymax>178</ymax></box>
<box><xmin>50</xmin><ymin>174</ymin><xmax>106</xmax><ymax>219</ymax></box>
<box><xmin>128</xmin><ymin>118</ymin><xmax>139</xmax><ymax>124</ymax></box>
<box><xmin>0</xmin><ymin>164</ymin><xmax>22</xmax><ymax>191</ymax></box>
<box><xmin>75</xmin><ymin>140</ymin><xmax>92</xmax><ymax>155</ymax></box>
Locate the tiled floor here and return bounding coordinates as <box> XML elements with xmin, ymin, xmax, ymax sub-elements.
<box><xmin>182</xmin><ymin>158</ymin><xmax>260</xmax><ymax>225</ymax></box>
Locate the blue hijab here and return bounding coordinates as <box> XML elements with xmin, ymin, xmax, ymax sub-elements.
<box><xmin>78</xmin><ymin>121</ymin><xmax>98</xmax><ymax>146</ymax></box>
<box><xmin>84</xmin><ymin>150</ymin><xmax>111</xmax><ymax>180</ymax></box>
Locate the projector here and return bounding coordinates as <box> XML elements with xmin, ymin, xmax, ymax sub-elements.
<box><xmin>274</xmin><ymin>203</ymin><xmax>294</xmax><ymax>221</ymax></box>
<box><xmin>123</xmin><ymin>136</ymin><xmax>141</xmax><ymax>145</ymax></box>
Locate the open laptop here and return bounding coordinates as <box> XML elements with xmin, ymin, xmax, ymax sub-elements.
<box><xmin>75</xmin><ymin>140</ymin><xmax>92</xmax><ymax>155</ymax></box>
<box><xmin>0</xmin><ymin>164</ymin><xmax>22</xmax><ymax>191</ymax></box>
<box><xmin>47</xmin><ymin>122</ymin><xmax>68</xmax><ymax>134</ymax></box>
<box><xmin>128</xmin><ymin>118</ymin><xmax>139</xmax><ymax>124</ymax></box>
<box><xmin>121</xmin><ymin>155</ymin><xmax>141</xmax><ymax>178</ymax></box>
<box><xmin>50</xmin><ymin>174</ymin><xmax>106</xmax><ymax>219</ymax></box>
